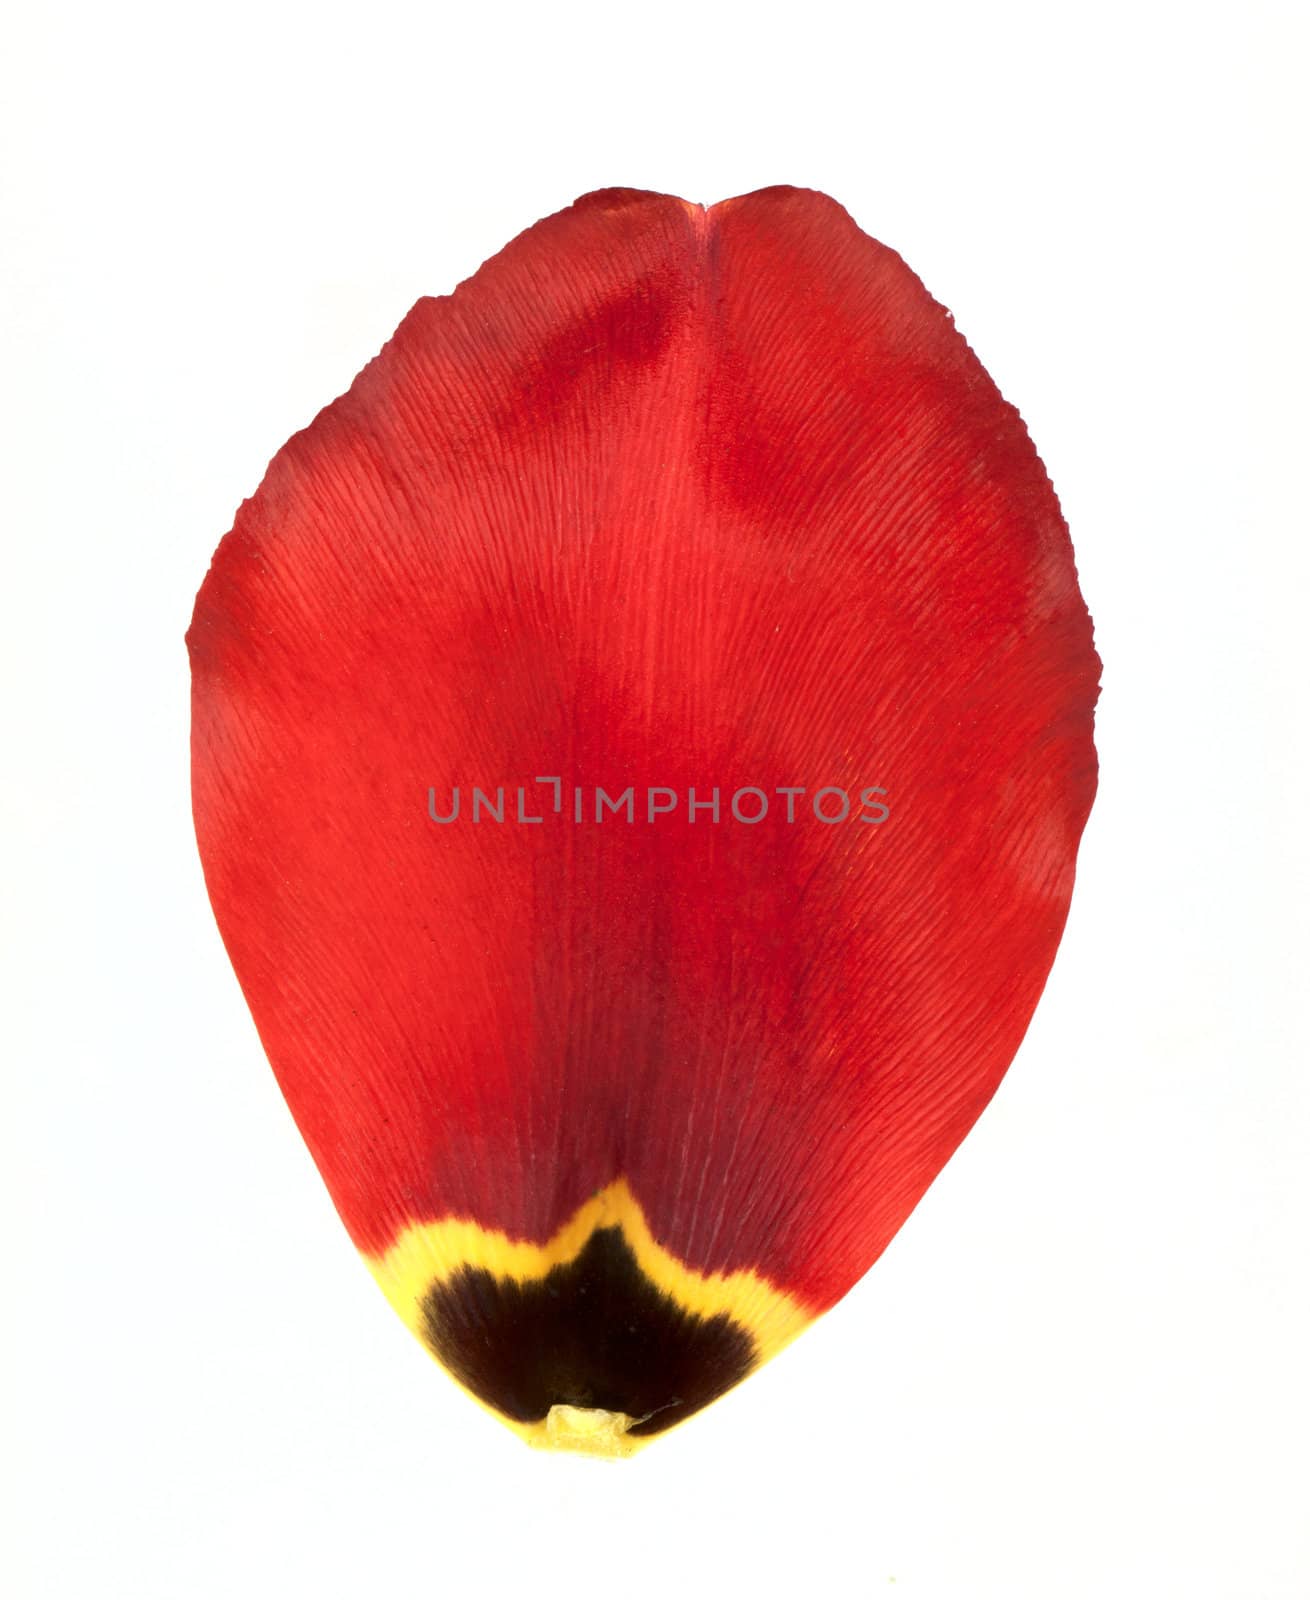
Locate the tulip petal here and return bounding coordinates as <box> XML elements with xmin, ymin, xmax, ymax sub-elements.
<box><xmin>189</xmin><ymin>187</ymin><xmax>1099</xmax><ymax>1450</ymax></box>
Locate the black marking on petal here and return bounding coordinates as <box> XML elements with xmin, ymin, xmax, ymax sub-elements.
<box><xmin>419</xmin><ymin>1225</ymin><xmax>756</xmax><ymax>1436</ymax></box>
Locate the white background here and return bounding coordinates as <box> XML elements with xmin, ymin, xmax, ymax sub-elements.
<box><xmin>4</xmin><ymin>3</ymin><xmax>1307</xmax><ymax>1595</ymax></box>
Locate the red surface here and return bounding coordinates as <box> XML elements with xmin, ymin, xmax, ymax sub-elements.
<box><xmin>188</xmin><ymin>187</ymin><xmax>1099</xmax><ymax>1311</ymax></box>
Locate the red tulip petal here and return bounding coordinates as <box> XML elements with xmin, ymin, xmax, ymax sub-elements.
<box><xmin>188</xmin><ymin>186</ymin><xmax>1099</xmax><ymax>1452</ymax></box>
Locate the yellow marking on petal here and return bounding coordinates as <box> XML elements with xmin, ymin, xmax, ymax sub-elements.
<box><xmin>362</xmin><ymin>1176</ymin><xmax>813</xmax><ymax>1453</ymax></box>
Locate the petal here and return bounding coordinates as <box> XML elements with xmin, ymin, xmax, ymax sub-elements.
<box><xmin>188</xmin><ymin>187</ymin><xmax>1099</xmax><ymax>1451</ymax></box>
